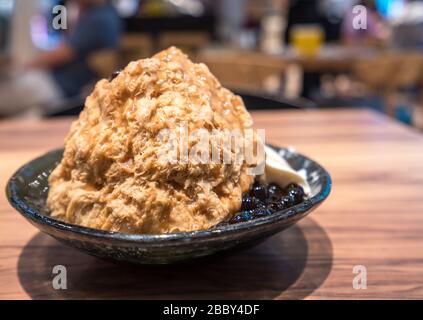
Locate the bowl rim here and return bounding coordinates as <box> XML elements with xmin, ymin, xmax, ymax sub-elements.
<box><xmin>6</xmin><ymin>146</ymin><xmax>332</xmax><ymax>243</ymax></box>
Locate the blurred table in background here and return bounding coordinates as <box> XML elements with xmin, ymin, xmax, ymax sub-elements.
<box><xmin>197</xmin><ymin>45</ymin><xmax>380</xmax><ymax>103</ymax></box>
<box><xmin>1</xmin><ymin>109</ymin><xmax>423</xmax><ymax>299</ymax></box>
<box><xmin>198</xmin><ymin>45</ymin><xmax>378</xmax><ymax>73</ymax></box>
<box><xmin>198</xmin><ymin>46</ymin><xmax>423</xmax><ymax>117</ymax></box>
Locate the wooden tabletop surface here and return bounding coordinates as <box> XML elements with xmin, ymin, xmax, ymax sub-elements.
<box><xmin>1</xmin><ymin>108</ymin><xmax>423</xmax><ymax>300</ymax></box>
<box><xmin>199</xmin><ymin>45</ymin><xmax>379</xmax><ymax>72</ymax></box>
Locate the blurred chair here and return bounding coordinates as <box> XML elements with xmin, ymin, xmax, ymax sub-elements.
<box><xmin>158</xmin><ymin>31</ymin><xmax>211</xmax><ymax>53</ymax></box>
<box><xmin>197</xmin><ymin>50</ymin><xmax>285</xmax><ymax>96</ymax></box>
<box><xmin>353</xmin><ymin>52</ymin><xmax>423</xmax><ymax>117</ymax></box>
<box><xmin>197</xmin><ymin>49</ymin><xmax>314</xmax><ymax>109</ymax></box>
<box><xmin>120</xmin><ymin>34</ymin><xmax>153</xmax><ymax>65</ymax></box>
<box><xmin>119</xmin><ymin>32</ymin><xmax>211</xmax><ymax>67</ymax></box>
<box><xmin>87</xmin><ymin>49</ymin><xmax>119</xmax><ymax>79</ymax></box>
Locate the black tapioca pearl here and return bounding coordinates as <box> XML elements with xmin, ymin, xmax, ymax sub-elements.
<box><xmin>229</xmin><ymin>214</ymin><xmax>243</xmax><ymax>224</ymax></box>
<box><xmin>288</xmin><ymin>187</ymin><xmax>305</xmax><ymax>205</ymax></box>
<box><xmin>109</xmin><ymin>69</ymin><xmax>121</xmax><ymax>81</ymax></box>
<box><xmin>229</xmin><ymin>210</ymin><xmax>254</xmax><ymax>224</ymax></box>
<box><xmin>250</xmin><ymin>183</ymin><xmax>268</xmax><ymax>202</ymax></box>
<box><xmin>285</xmin><ymin>183</ymin><xmax>304</xmax><ymax>193</ymax></box>
<box><xmin>267</xmin><ymin>202</ymin><xmax>280</xmax><ymax>212</ymax></box>
<box><xmin>267</xmin><ymin>183</ymin><xmax>283</xmax><ymax>201</ymax></box>
<box><xmin>252</xmin><ymin>208</ymin><xmax>273</xmax><ymax>218</ymax></box>
<box><xmin>241</xmin><ymin>196</ymin><xmax>263</xmax><ymax>211</ymax></box>
<box><xmin>277</xmin><ymin>195</ymin><xmax>295</xmax><ymax>210</ymax></box>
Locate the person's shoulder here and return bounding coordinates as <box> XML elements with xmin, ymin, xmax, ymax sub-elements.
<box><xmin>86</xmin><ymin>5</ymin><xmax>122</xmax><ymax>31</ymax></box>
<box><xmin>89</xmin><ymin>5</ymin><xmax>120</xmax><ymax>22</ymax></box>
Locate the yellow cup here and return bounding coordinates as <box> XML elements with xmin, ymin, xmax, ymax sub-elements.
<box><xmin>290</xmin><ymin>24</ymin><xmax>324</xmax><ymax>56</ymax></box>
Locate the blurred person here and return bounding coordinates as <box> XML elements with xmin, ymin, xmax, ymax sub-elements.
<box><xmin>391</xmin><ymin>0</ymin><xmax>423</xmax><ymax>49</ymax></box>
<box><xmin>318</xmin><ymin>0</ymin><xmax>354</xmax><ymax>42</ymax></box>
<box><xmin>216</xmin><ymin>0</ymin><xmax>246</xmax><ymax>44</ymax></box>
<box><xmin>341</xmin><ymin>0</ymin><xmax>389</xmax><ymax>46</ymax></box>
<box><xmin>0</xmin><ymin>0</ymin><xmax>122</xmax><ymax>117</ymax></box>
<box><xmin>8</xmin><ymin>0</ymin><xmax>40</xmax><ymax>69</ymax></box>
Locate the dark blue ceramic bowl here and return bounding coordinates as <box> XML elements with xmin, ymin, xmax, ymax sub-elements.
<box><xmin>6</xmin><ymin>146</ymin><xmax>331</xmax><ymax>264</ymax></box>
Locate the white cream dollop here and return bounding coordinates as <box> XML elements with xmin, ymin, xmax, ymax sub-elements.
<box><xmin>264</xmin><ymin>146</ymin><xmax>310</xmax><ymax>195</ymax></box>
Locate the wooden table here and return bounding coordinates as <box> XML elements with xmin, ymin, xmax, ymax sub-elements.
<box><xmin>198</xmin><ymin>45</ymin><xmax>378</xmax><ymax>73</ymax></box>
<box><xmin>1</xmin><ymin>109</ymin><xmax>423</xmax><ymax>299</ymax></box>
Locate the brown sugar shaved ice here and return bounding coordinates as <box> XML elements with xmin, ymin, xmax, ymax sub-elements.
<box><xmin>47</xmin><ymin>47</ymin><xmax>257</xmax><ymax>234</ymax></box>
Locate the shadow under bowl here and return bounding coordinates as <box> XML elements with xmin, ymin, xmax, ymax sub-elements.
<box><xmin>6</xmin><ymin>146</ymin><xmax>331</xmax><ymax>264</ymax></box>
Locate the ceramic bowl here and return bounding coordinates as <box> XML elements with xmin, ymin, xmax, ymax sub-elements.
<box><xmin>6</xmin><ymin>146</ymin><xmax>331</xmax><ymax>264</ymax></box>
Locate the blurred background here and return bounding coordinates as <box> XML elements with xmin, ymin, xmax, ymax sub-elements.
<box><xmin>0</xmin><ymin>0</ymin><xmax>422</xmax><ymax>129</ymax></box>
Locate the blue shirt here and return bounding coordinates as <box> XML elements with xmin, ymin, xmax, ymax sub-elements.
<box><xmin>51</xmin><ymin>4</ymin><xmax>122</xmax><ymax>98</ymax></box>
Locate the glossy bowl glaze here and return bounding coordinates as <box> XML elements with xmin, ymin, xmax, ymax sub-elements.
<box><xmin>6</xmin><ymin>146</ymin><xmax>331</xmax><ymax>264</ymax></box>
